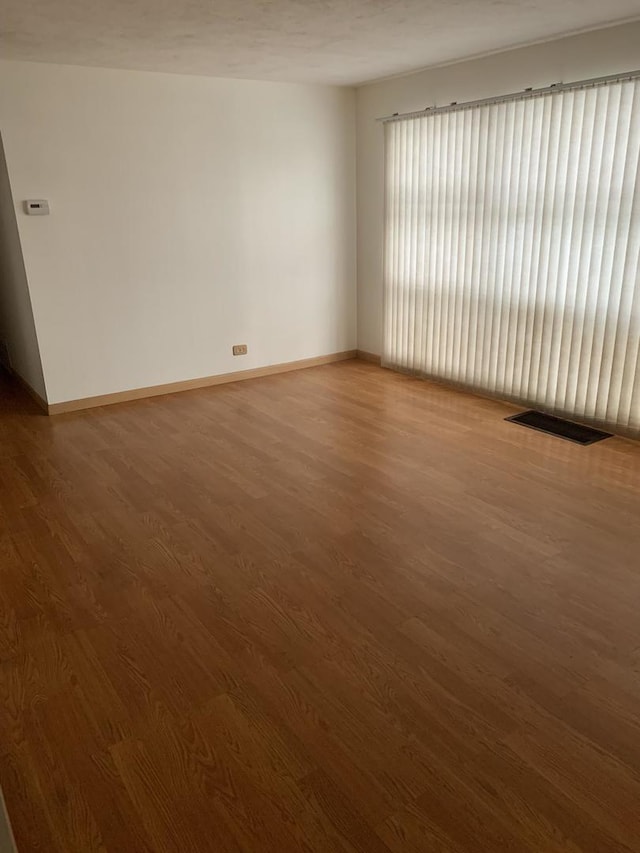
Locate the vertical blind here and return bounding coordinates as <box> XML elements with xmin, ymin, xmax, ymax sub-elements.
<box><xmin>384</xmin><ymin>75</ymin><xmax>640</xmax><ymax>435</ymax></box>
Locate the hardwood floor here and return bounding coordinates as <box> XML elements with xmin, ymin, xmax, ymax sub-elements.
<box><xmin>1</xmin><ymin>360</ymin><xmax>640</xmax><ymax>853</ymax></box>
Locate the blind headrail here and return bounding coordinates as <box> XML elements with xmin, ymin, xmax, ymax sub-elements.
<box><xmin>377</xmin><ymin>69</ymin><xmax>640</xmax><ymax>123</ymax></box>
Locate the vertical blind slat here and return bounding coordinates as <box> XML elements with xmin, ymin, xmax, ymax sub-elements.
<box><xmin>383</xmin><ymin>77</ymin><xmax>640</xmax><ymax>435</ymax></box>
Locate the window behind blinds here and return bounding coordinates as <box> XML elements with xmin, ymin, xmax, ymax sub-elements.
<box><xmin>383</xmin><ymin>75</ymin><xmax>640</xmax><ymax>435</ymax></box>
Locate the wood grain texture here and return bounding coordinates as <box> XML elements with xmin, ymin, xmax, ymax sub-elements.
<box><xmin>1</xmin><ymin>360</ymin><xmax>640</xmax><ymax>852</ymax></box>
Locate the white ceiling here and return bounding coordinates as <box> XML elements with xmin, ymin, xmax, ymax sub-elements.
<box><xmin>1</xmin><ymin>0</ymin><xmax>639</xmax><ymax>86</ymax></box>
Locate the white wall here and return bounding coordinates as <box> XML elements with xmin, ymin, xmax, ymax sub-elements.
<box><xmin>0</xmin><ymin>132</ymin><xmax>47</xmax><ymax>399</ymax></box>
<box><xmin>0</xmin><ymin>61</ymin><xmax>356</xmax><ymax>404</ymax></box>
<box><xmin>356</xmin><ymin>21</ymin><xmax>640</xmax><ymax>356</ymax></box>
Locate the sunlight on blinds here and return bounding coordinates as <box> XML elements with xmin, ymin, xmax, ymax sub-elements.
<box><xmin>383</xmin><ymin>78</ymin><xmax>640</xmax><ymax>435</ymax></box>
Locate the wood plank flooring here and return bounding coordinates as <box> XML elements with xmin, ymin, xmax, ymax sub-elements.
<box><xmin>1</xmin><ymin>360</ymin><xmax>640</xmax><ymax>852</ymax></box>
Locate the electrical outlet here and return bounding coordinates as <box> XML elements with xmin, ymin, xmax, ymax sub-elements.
<box><xmin>232</xmin><ymin>344</ymin><xmax>248</xmax><ymax>356</ymax></box>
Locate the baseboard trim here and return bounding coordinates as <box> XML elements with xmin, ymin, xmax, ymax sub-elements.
<box><xmin>47</xmin><ymin>350</ymin><xmax>357</xmax><ymax>415</ymax></box>
<box><xmin>356</xmin><ymin>350</ymin><xmax>382</xmax><ymax>365</ymax></box>
<box><xmin>5</xmin><ymin>367</ymin><xmax>49</xmax><ymax>414</ymax></box>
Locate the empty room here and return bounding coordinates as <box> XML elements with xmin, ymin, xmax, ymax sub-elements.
<box><xmin>1</xmin><ymin>1</ymin><xmax>640</xmax><ymax>851</ymax></box>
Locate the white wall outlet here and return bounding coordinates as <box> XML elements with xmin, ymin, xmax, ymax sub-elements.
<box><xmin>24</xmin><ymin>200</ymin><xmax>50</xmax><ymax>215</ymax></box>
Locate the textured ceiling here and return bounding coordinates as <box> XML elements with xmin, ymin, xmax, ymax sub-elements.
<box><xmin>1</xmin><ymin>0</ymin><xmax>639</xmax><ymax>85</ymax></box>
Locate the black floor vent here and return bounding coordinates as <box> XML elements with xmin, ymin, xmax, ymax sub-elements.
<box><xmin>505</xmin><ymin>410</ymin><xmax>612</xmax><ymax>445</ymax></box>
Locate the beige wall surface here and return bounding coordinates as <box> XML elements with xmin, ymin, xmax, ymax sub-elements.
<box><xmin>0</xmin><ymin>132</ymin><xmax>46</xmax><ymax>399</ymax></box>
<box><xmin>0</xmin><ymin>62</ymin><xmax>356</xmax><ymax>404</ymax></box>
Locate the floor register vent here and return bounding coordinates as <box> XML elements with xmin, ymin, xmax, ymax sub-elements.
<box><xmin>505</xmin><ymin>410</ymin><xmax>612</xmax><ymax>445</ymax></box>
